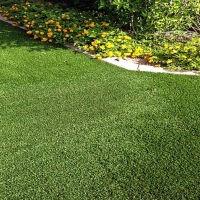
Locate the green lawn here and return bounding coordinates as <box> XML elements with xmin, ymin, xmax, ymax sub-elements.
<box><xmin>0</xmin><ymin>20</ymin><xmax>200</xmax><ymax>199</ymax></box>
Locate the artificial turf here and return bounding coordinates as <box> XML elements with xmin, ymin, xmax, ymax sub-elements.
<box><xmin>0</xmin><ymin>20</ymin><xmax>200</xmax><ymax>199</ymax></box>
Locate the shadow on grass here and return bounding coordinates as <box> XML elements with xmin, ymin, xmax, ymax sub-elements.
<box><xmin>0</xmin><ymin>20</ymin><xmax>67</xmax><ymax>52</ymax></box>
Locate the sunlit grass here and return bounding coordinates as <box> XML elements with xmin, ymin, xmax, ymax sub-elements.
<box><xmin>0</xmin><ymin>21</ymin><xmax>200</xmax><ymax>199</ymax></box>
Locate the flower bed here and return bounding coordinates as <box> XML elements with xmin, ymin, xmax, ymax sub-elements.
<box><xmin>0</xmin><ymin>0</ymin><xmax>200</xmax><ymax>71</ymax></box>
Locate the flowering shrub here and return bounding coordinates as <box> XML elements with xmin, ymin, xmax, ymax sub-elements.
<box><xmin>0</xmin><ymin>0</ymin><xmax>199</xmax><ymax>71</ymax></box>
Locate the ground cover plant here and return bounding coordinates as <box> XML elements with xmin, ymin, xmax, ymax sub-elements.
<box><xmin>1</xmin><ymin>20</ymin><xmax>200</xmax><ymax>200</ymax></box>
<box><xmin>0</xmin><ymin>0</ymin><xmax>200</xmax><ymax>71</ymax></box>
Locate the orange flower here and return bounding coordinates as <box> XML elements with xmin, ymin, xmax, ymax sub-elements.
<box><xmin>34</xmin><ymin>35</ymin><xmax>38</xmax><ymax>39</ymax></box>
<box><xmin>41</xmin><ymin>37</ymin><xmax>48</xmax><ymax>42</ymax></box>
<box><xmin>102</xmin><ymin>22</ymin><xmax>109</xmax><ymax>26</ymax></box>
<box><xmin>82</xmin><ymin>29</ymin><xmax>88</xmax><ymax>35</ymax></box>
<box><xmin>69</xmin><ymin>29</ymin><xmax>73</xmax><ymax>33</ymax></box>
<box><xmin>48</xmin><ymin>19</ymin><xmax>54</xmax><ymax>24</ymax></box>
<box><xmin>26</xmin><ymin>30</ymin><xmax>32</xmax><ymax>34</ymax></box>
<box><xmin>63</xmin><ymin>29</ymin><xmax>68</xmax><ymax>33</ymax></box>
<box><xmin>89</xmin><ymin>22</ymin><xmax>95</xmax><ymax>27</ymax></box>
<box><xmin>47</xmin><ymin>32</ymin><xmax>53</xmax><ymax>37</ymax></box>
<box><xmin>12</xmin><ymin>22</ymin><xmax>17</xmax><ymax>26</ymax></box>
<box><xmin>73</xmin><ymin>24</ymin><xmax>77</xmax><ymax>28</ymax></box>
<box><xmin>49</xmin><ymin>39</ymin><xmax>52</xmax><ymax>42</ymax></box>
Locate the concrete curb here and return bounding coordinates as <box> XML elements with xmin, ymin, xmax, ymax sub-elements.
<box><xmin>0</xmin><ymin>15</ymin><xmax>199</xmax><ymax>76</ymax></box>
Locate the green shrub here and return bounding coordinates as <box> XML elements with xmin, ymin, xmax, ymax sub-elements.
<box><xmin>0</xmin><ymin>0</ymin><xmax>199</xmax><ymax>71</ymax></box>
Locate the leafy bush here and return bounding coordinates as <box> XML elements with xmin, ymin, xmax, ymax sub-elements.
<box><xmin>0</xmin><ymin>0</ymin><xmax>199</xmax><ymax>71</ymax></box>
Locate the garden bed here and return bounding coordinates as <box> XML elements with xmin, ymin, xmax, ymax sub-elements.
<box><xmin>0</xmin><ymin>0</ymin><xmax>199</xmax><ymax>71</ymax></box>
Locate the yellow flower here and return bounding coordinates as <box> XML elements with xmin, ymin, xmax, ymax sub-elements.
<box><xmin>154</xmin><ymin>64</ymin><xmax>161</xmax><ymax>67</ymax></box>
<box><xmin>187</xmin><ymin>58</ymin><xmax>192</xmax><ymax>62</ymax></box>
<box><xmin>65</xmin><ymin>34</ymin><xmax>69</xmax><ymax>38</ymax></box>
<box><xmin>148</xmin><ymin>56</ymin><xmax>158</xmax><ymax>63</ymax></box>
<box><xmin>170</xmin><ymin>50</ymin><xmax>177</xmax><ymax>54</ymax></box>
<box><xmin>49</xmin><ymin>39</ymin><xmax>52</xmax><ymax>42</ymax></box>
<box><xmin>121</xmin><ymin>44</ymin><xmax>126</xmax><ymax>50</ymax></box>
<box><xmin>100</xmin><ymin>45</ymin><xmax>105</xmax><ymax>50</ymax></box>
<box><xmin>127</xmin><ymin>49</ymin><xmax>132</xmax><ymax>53</ymax></box>
<box><xmin>115</xmin><ymin>51</ymin><xmax>122</xmax><ymax>57</ymax></box>
<box><xmin>82</xmin><ymin>45</ymin><xmax>88</xmax><ymax>50</ymax></box>
<box><xmin>124</xmin><ymin>36</ymin><xmax>132</xmax><ymax>40</ymax></box>
<box><xmin>124</xmin><ymin>52</ymin><xmax>131</xmax><ymax>57</ymax></box>
<box><xmin>40</xmin><ymin>32</ymin><xmax>44</xmax><ymax>35</ymax></box>
<box><xmin>184</xmin><ymin>46</ymin><xmax>189</xmax><ymax>51</ymax></box>
<box><xmin>164</xmin><ymin>44</ymin><xmax>168</xmax><ymax>48</ymax></box>
<box><xmin>116</xmin><ymin>39</ymin><xmax>121</xmax><ymax>42</ymax></box>
<box><xmin>101</xmin><ymin>32</ymin><xmax>107</xmax><ymax>38</ymax></box>
<box><xmin>89</xmin><ymin>46</ymin><xmax>95</xmax><ymax>51</ymax></box>
<box><xmin>131</xmin><ymin>54</ymin><xmax>136</xmax><ymax>58</ymax></box>
<box><xmin>95</xmin><ymin>40</ymin><xmax>101</xmax><ymax>44</ymax></box>
<box><xmin>182</xmin><ymin>55</ymin><xmax>187</xmax><ymax>59</ymax></box>
<box><xmin>106</xmin><ymin>42</ymin><xmax>114</xmax><ymax>49</ymax></box>
<box><xmin>166</xmin><ymin>59</ymin><xmax>173</xmax><ymax>64</ymax></box>
<box><xmin>107</xmin><ymin>51</ymin><xmax>113</xmax><ymax>57</ymax></box>
<box><xmin>73</xmin><ymin>24</ymin><xmax>77</xmax><ymax>28</ymax></box>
